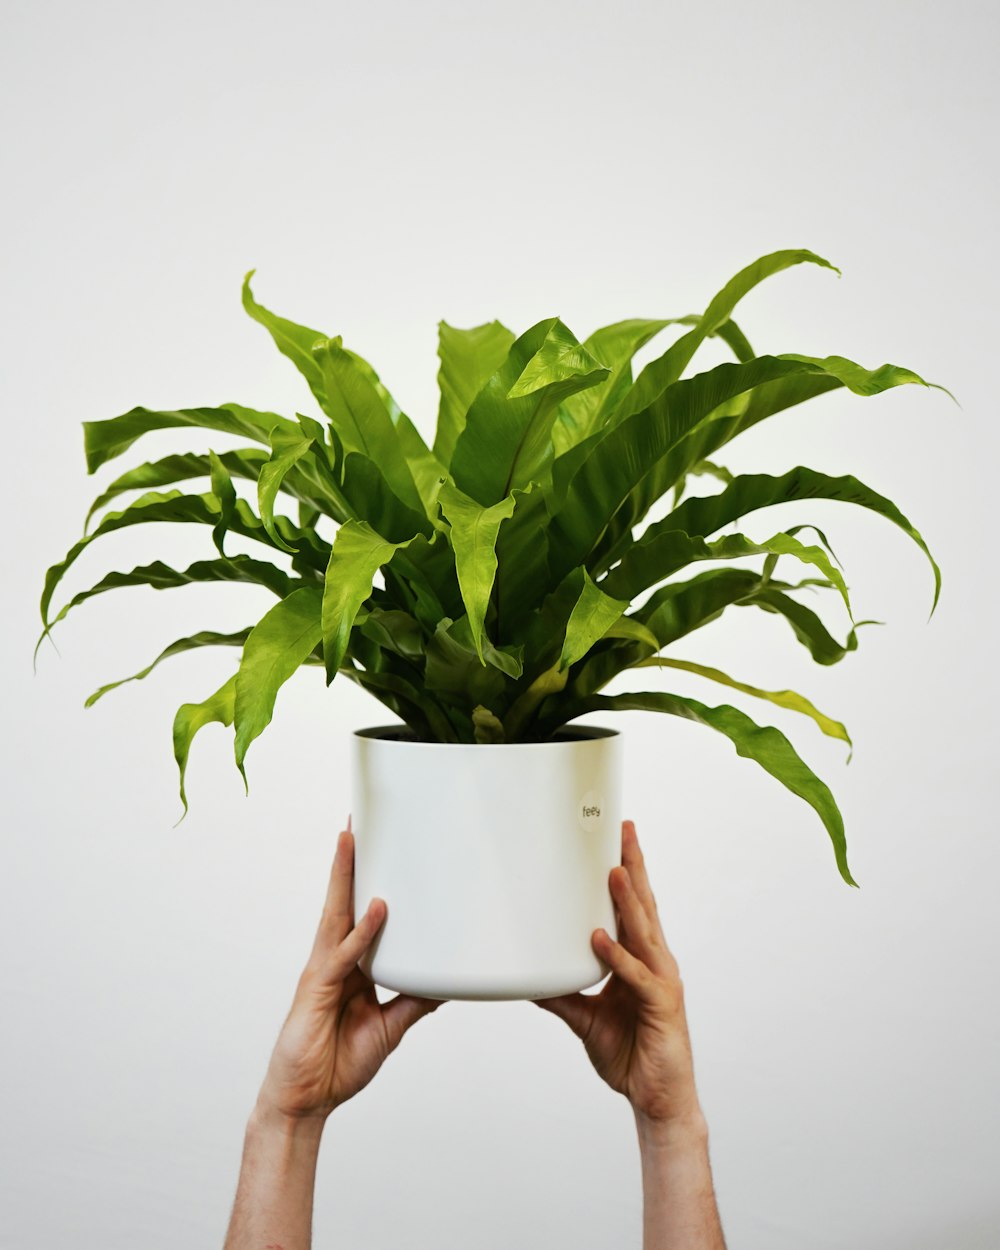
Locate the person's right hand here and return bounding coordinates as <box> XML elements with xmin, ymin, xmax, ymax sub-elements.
<box><xmin>533</xmin><ymin>819</ymin><xmax>703</xmax><ymax>1129</ymax></box>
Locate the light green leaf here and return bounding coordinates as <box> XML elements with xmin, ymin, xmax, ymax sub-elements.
<box><xmin>322</xmin><ymin>521</ymin><xmax>415</xmax><ymax>683</ymax></box>
<box><xmin>635</xmin><ymin>656</ymin><xmax>852</xmax><ymax>750</ymax></box>
<box><xmin>258</xmin><ymin>429</ymin><xmax>316</xmax><ymax>552</ymax></box>
<box><xmin>312</xmin><ymin>338</ymin><xmax>423</xmax><ymax>513</ymax></box>
<box><xmin>84</xmin><ymin>448</ymin><xmax>269</xmax><ymax>530</ymax></box>
<box><xmin>613</xmin><ymin>249</ymin><xmax>838</xmax><ymax>422</ymax></box>
<box><xmin>438</xmin><ymin>482</ymin><xmax>516</xmax><ymax>663</ymax></box>
<box><xmin>242</xmin><ymin>271</ymin><xmax>328</xmax><ymax>409</ymax></box>
<box><xmin>560</xmin><ymin>570</ymin><xmax>628</xmax><ymax>670</ymax></box>
<box><xmin>83</xmin><ymin>403</ymin><xmax>296</xmax><ymax>474</ymax></box>
<box><xmin>234</xmin><ymin>587</ymin><xmax>324</xmax><ymax>771</ymax></box>
<box><xmin>87</xmin><ymin>629</ymin><xmax>252</xmax><ymax>707</ymax></box>
<box><xmin>434</xmin><ymin>320</ymin><xmax>516</xmax><ymax>467</ymax></box>
<box><xmin>209</xmin><ymin>451</ymin><xmax>238</xmax><ymax>556</ymax></box>
<box><xmin>173</xmin><ymin>674</ymin><xmax>238</xmax><ymax>817</ymax></box>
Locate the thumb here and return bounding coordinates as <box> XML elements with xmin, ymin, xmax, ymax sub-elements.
<box><xmin>381</xmin><ymin>993</ymin><xmax>446</xmax><ymax>1052</ymax></box>
<box><xmin>532</xmin><ymin>992</ymin><xmax>591</xmax><ymax>1039</ymax></box>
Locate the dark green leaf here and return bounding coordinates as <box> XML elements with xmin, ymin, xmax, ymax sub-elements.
<box><xmin>552</xmin><ymin>689</ymin><xmax>857</xmax><ymax>886</ymax></box>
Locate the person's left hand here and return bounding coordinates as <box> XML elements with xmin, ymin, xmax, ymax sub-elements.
<box><xmin>255</xmin><ymin>824</ymin><xmax>445</xmax><ymax>1129</ymax></box>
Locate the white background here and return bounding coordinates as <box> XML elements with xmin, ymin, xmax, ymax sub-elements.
<box><xmin>3</xmin><ymin>1</ymin><xmax>998</xmax><ymax>1246</ymax></box>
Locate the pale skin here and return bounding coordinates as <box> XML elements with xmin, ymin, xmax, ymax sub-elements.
<box><xmin>223</xmin><ymin>819</ymin><xmax>726</xmax><ymax>1249</ymax></box>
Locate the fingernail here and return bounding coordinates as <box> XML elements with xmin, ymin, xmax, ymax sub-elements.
<box><xmin>347</xmin><ymin>813</ymin><xmax>352</xmax><ymax>833</ymax></box>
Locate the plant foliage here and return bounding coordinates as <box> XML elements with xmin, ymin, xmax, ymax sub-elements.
<box><xmin>39</xmin><ymin>250</ymin><xmax>945</xmax><ymax>884</ymax></box>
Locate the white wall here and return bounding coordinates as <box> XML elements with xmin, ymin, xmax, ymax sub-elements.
<box><xmin>3</xmin><ymin>2</ymin><xmax>998</xmax><ymax>1246</ymax></box>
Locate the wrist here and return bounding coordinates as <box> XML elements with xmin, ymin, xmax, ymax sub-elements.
<box><xmin>249</xmin><ymin>1097</ymin><xmax>328</xmax><ymax>1151</ymax></box>
<box><xmin>633</xmin><ymin>1103</ymin><xmax>709</xmax><ymax>1153</ymax></box>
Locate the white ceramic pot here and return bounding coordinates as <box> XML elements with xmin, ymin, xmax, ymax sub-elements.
<box><xmin>351</xmin><ymin>725</ymin><xmax>623</xmax><ymax>1001</ymax></box>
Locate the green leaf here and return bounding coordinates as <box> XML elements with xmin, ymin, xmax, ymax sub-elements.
<box><xmin>423</xmin><ymin>618</ymin><xmax>510</xmax><ymax>720</ymax></box>
<box><xmin>550</xmin><ymin>352</ymin><xmax>934</xmax><ymax>581</ymax></box>
<box><xmin>173</xmin><ymin>674</ymin><xmax>238</xmax><ymax>817</ymax></box>
<box><xmin>472</xmin><ymin>705</ymin><xmax>506</xmax><ymax>744</ymax></box>
<box><xmin>651</xmin><ymin>466</ymin><xmax>940</xmax><ymax>612</ymax></box>
<box><xmin>340</xmin><ymin>452</ymin><xmax>433</xmax><ymax>543</ymax></box>
<box><xmin>560</xmin><ymin>569</ymin><xmax>628</xmax><ymax>671</ymax></box>
<box><xmin>449</xmin><ymin>318</ymin><xmax>609</xmax><ymax>505</ymax></box>
<box><xmin>556</xmin><ymin>315</ymin><xmax>755</xmax><ymax>452</ymax></box>
<box><xmin>42</xmin><ymin>554</ymin><xmax>294</xmax><ymax>641</ymax></box>
<box><xmin>87</xmin><ymin>629</ymin><xmax>252</xmax><ymax>707</ymax></box>
<box><xmin>322</xmin><ymin>521</ymin><xmax>415</xmax><ymax>683</ymax></box>
<box><xmin>84</xmin><ymin>448</ymin><xmax>269</xmax><ymax>530</ymax></box>
<box><xmin>355</xmin><ymin>607</ymin><xmax>425</xmax><ymax>662</ymax></box>
<box><xmin>635</xmin><ymin>657</ymin><xmax>852</xmax><ymax>750</ymax></box>
<box><xmin>555</xmin><ymin>689</ymin><xmax>857</xmax><ymax>886</ymax></box>
<box><xmin>258</xmin><ymin>429</ymin><xmax>316</xmax><ymax>552</ymax></box>
<box><xmin>434</xmin><ymin>320</ymin><xmax>516</xmax><ymax>467</ymax></box>
<box><xmin>312</xmin><ymin>338</ymin><xmax>423</xmax><ymax>513</ymax></box>
<box><xmin>83</xmin><ymin>403</ymin><xmax>296</xmax><ymax>474</ymax></box>
<box><xmin>438</xmin><ymin>482</ymin><xmax>516</xmax><ymax>663</ymax></box>
<box><xmin>394</xmin><ymin>413</ymin><xmax>448</xmax><ymax>516</ymax></box>
<box><xmin>612</xmin><ymin>249</ymin><xmax>838</xmax><ymax>422</ymax></box>
<box><xmin>234</xmin><ymin>587</ymin><xmax>324</xmax><ymax>772</ymax></box>
<box><xmin>40</xmin><ymin>490</ymin><xmax>329</xmax><ymax>629</ymax></box>
<box><xmin>600</xmin><ymin>528</ymin><xmax>851</xmax><ymax>618</ymax></box>
<box><xmin>242</xmin><ymin>271</ymin><xmax>329</xmax><ymax>409</ymax></box>
<box><xmin>209</xmin><ymin>451</ymin><xmax>238</xmax><ymax>556</ymax></box>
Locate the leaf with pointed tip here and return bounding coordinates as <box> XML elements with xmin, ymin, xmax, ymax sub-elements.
<box><xmin>312</xmin><ymin>338</ymin><xmax>422</xmax><ymax>512</ymax></box>
<box><xmin>438</xmin><ymin>482</ymin><xmax>516</xmax><ymax>663</ymax></box>
<box><xmin>84</xmin><ymin>448</ymin><xmax>269</xmax><ymax>530</ymax></box>
<box><xmin>551</xmin><ymin>689</ymin><xmax>857</xmax><ymax>886</ymax></box>
<box><xmin>560</xmin><ymin>570</ymin><xmax>628</xmax><ymax>671</ymax></box>
<box><xmin>173</xmin><ymin>674</ymin><xmax>238</xmax><ymax>816</ymax></box>
<box><xmin>234</xmin><ymin>587</ymin><xmax>323</xmax><ymax>771</ymax></box>
<box><xmin>258</xmin><ymin>430</ymin><xmax>316</xmax><ymax>552</ymax></box>
<box><xmin>40</xmin><ymin>490</ymin><xmax>329</xmax><ymax>629</ymax></box>
<box><xmin>550</xmin><ymin>353</ymin><xmax>934</xmax><ymax>581</ymax></box>
<box><xmin>434</xmin><ymin>320</ymin><xmax>516</xmax><ymax>467</ymax></box>
<box><xmin>42</xmin><ymin>554</ymin><xmax>294</xmax><ymax>646</ymax></box>
<box><xmin>600</xmin><ymin>528</ymin><xmax>851</xmax><ymax>619</ymax></box>
<box><xmin>209</xmin><ymin>451</ymin><xmax>237</xmax><ymax>556</ymax></box>
<box><xmin>611</xmin><ymin>249</ymin><xmax>838</xmax><ymax>424</ymax></box>
<box><xmin>449</xmin><ymin>318</ymin><xmax>609</xmax><ymax>506</ymax></box>
<box><xmin>242</xmin><ymin>271</ymin><xmax>329</xmax><ymax>409</ymax></box>
<box><xmin>648</xmin><ymin>466</ymin><xmax>940</xmax><ymax>612</ymax></box>
<box><xmin>556</xmin><ymin>315</ymin><xmax>756</xmax><ymax>452</ymax></box>
<box><xmin>83</xmin><ymin>403</ymin><xmax>296</xmax><ymax>474</ymax></box>
<box><xmin>635</xmin><ymin>656</ymin><xmax>851</xmax><ymax>749</ymax></box>
<box><xmin>322</xmin><ymin>522</ymin><xmax>415</xmax><ymax>683</ymax></box>
<box><xmin>87</xmin><ymin>629</ymin><xmax>252</xmax><ymax>707</ymax></box>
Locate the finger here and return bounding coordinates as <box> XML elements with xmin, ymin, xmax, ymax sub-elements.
<box><xmin>621</xmin><ymin>820</ymin><xmax>671</xmax><ymax>951</ymax></box>
<box><xmin>532</xmin><ymin>992</ymin><xmax>593</xmax><ymax>1039</ymax></box>
<box><xmin>621</xmin><ymin>820</ymin><xmax>656</xmax><ymax>913</ymax></box>
<box><xmin>592</xmin><ymin>927</ymin><xmax>660</xmax><ymax>1006</ymax></box>
<box><xmin>381</xmin><ymin>993</ymin><xmax>445</xmax><ymax>1052</ymax></box>
<box><xmin>328</xmin><ymin>897</ymin><xmax>387</xmax><ymax>981</ymax></box>
<box><xmin>313</xmin><ymin>828</ymin><xmax>355</xmax><ymax>952</ymax></box>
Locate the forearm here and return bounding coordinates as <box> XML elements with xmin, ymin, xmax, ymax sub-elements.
<box><xmin>634</xmin><ymin>1109</ymin><xmax>726</xmax><ymax>1250</ymax></box>
<box><xmin>223</xmin><ymin>1103</ymin><xmax>326</xmax><ymax>1250</ymax></box>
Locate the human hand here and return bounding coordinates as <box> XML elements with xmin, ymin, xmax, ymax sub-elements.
<box><xmin>254</xmin><ymin>824</ymin><xmax>445</xmax><ymax>1130</ymax></box>
<box><xmin>533</xmin><ymin>820</ymin><xmax>702</xmax><ymax>1130</ymax></box>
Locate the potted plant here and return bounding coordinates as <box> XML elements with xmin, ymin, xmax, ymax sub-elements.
<box><xmin>38</xmin><ymin>248</ymin><xmax>942</xmax><ymax>1001</ymax></box>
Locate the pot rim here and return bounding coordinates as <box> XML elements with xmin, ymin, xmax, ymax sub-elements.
<box><xmin>353</xmin><ymin>724</ymin><xmax>619</xmax><ymax>747</ymax></box>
